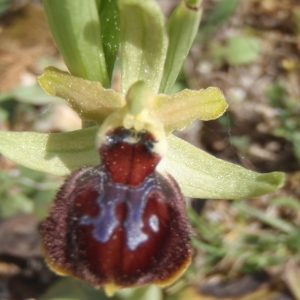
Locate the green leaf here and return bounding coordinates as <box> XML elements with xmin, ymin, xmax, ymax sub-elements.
<box><xmin>0</xmin><ymin>194</ymin><xmax>34</xmax><ymax>219</ymax></box>
<box><xmin>0</xmin><ymin>127</ymin><xmax>99</xmax><ymax>177</ymax></box>
<box><xmin>39</xmin><ymin>278</ymin><xmax>162</xmax><ymax>300</ymax></box>
<box><xmin>118</xmin><ymin>0</ymin><xmax>168</xmax><ymax>95</ymax></box>
<box><xmin>42</xmin><ymin>0</ymin><xmax>109</xmax><ymax>86</ymax></box>
<box><xmin>158</xmin><ymin>135</ymin><xmax>285</xmax><ymax>199</ymax></box>
<box><xmin>235</xmin><ymin>203</ymin><xmax>294</xmax><ymax>233</ymax></box>
<box><xmin>271</xmin><ymin>197</ymin><xmax>300</xmax><ymax>210</ymax></box>
<box><xmin>196</xmin><ymin>0</ymin><xmax>239</xmax><ymax>43</ymax></box>
<box><xmin>38</xmin><ymin>67</ymin><xmax>125</xmax><ymax>123</ymax></box>
<box><xmin>1</xmin><ymin>84</ymin><xmax>62</xmax><ymax>105</ymax></box>
<box><xmin>205</xmin><ymin>0</ymin><xmax>239</xmax><ymax>25</ymax></box>
<box><xmin>39</xmin><ymin>277</ymin><xmax>114</xmax><ymax>300</ymax></box>
<box><xmin>98</xmin><ymin>0</ymin><xmax>120</xmax><ymax>80</ymax></box>
<box><xmin>117</xmin><ymin>285</ymin><xmax>163</xmax><ymax>300</ymax></box>
<box><xmin>0</xmin><ymin>0</ymin><xmax>9</xmax><ymax>17</ymax></box>
<box><xmin>224</xmin><ymin>35</ymin><xmax>261</xmax><ymax>66</ymax></box>
<box><xmin>159</xmin><ymin>0</ymin><xmax>202</xmax><ymax>94</ymax></box>
<box><xmin>152</xmin><ymin>87</ymin><xmax>228</xmax><ymax>133</ymax></box>
<box><xmin>0</xmin><ymin>107</ymin><xmax>8</xmax><ymax>122</ymax></box>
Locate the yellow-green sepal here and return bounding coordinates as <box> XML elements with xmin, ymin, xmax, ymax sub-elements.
<box><xmin>0</xmin><ymin>128</ymin><xmax>99</xmax><ymax>177</ymax></box>
<box><xmin>38</xmin><ymin>67</ymin><xmax>125</xmax><ymax>124</ymax></box>
<box><xmin>159</xmin><ymin>135</ymin><xmax>285</xmax><ymax>199</ymax></box>
<box><xmin>0</xmin><ymin>130</ymin><xmax>285</xmax><ymax>200</ymax></box>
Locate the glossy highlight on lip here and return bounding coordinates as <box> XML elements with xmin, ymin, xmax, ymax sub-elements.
<box><xmin>41</xmin><ymin>125</ymin><xmax>191</xmax><ymax>291</ymax></box>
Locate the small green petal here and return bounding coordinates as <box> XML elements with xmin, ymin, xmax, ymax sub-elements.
<box><xmin>0</xmin><ymin>128</ymin><xmax>99</xmax><ymax>177</ymax></box>
<box><xmin>38</xmin><ymin>67</ymin><xmax>125</xmax><ymax>124</ymax></box>
<box><xmin>152</xmin><ymin>87</ymin><xmax>228</xmax><ymax>134</ymax></box>
<box><xmin>118</xmin><ymin>0</ymin><xmax>168</xmax><ymax>95</ymax></box>
<box><xmin>159</xmin><ymin>135</ymin><xmax>285</xmax><ymax>199</ymax></box>
<box><xmin>159</xmin><ymin>0</ymin><xmax>202</xmax><ymax>94</ymax></box>
<box><xmin>42</xmin><ymin>0</ymin><xmax>109</xmax><ymax>86</ymax></box>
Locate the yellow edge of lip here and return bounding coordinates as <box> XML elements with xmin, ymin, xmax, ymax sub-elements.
<box><xmin>155</xmin><ymin>254</ymin><xmax>192</xmax><ymax>287</ymax></box>
<box><xmin>43</xmin><ymin>244</ymin><xmax>192</xmax><ymax>296</ymax></box>
<box><xmin>104</xmin><ymin>283</ymin><xmax>119</xmax><ymax>297</ymax></box>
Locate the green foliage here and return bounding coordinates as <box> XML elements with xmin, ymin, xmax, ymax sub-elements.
<box><xmin>39</xmin><ymin>278</ymin><xmax>113</xmax><ymax>300</ymax></box>
<box><xmin>267</xmin><ymin>81</ymin><xmax>300</xmax><ymax>161</ymax></box>
<box><xmin>210</xmin><ymin>35</ymin><xmax>261</xmax><ymax>66</ymax></box>
<box><xmin>39</xmin><ymin>277</ymin><xmax>163</xmax><ymax>300</ymax></box>
<box><xmin>189</xmin><ymin>200</ymin><xmax>300</xmax><ymax>276</ymax></box>
<box><xmin>229</xmin><ymin>135</ymin><xmax>251</xmax><ymax>152</ymax></box>
<box><xmin>294</xmin><ymin>7</ymin><xmax>300</xmax><ymax>34</ymax></box>
<box><xmin>197</xmin><ymin>0</ymin><xmax>260</xmax><ymax>67</ymax></box>
<box><xmin>197</xmin><ymin>0</ymin><xmax>239</xmax><ymax>42</ymax></box>
<box><xmin>0</xmin><ymin>84</ymin><xmax>62</xmax><ymax>105</ymax></box>
<box><xmin>205</xmin><ymin>0</ymin><xmax>239</xmax><ymax>26</ymax></box>
<box><xmin>0</xmin><ymin>166</ymin><xmax>58</xmax><ymax>219</ymax></box>
<box><xmin>0</xmin><ymin>0</ymin><xmax>9</xmax><ymax>17</ymax></box>
<box><xmin>224</xmin><ymin>36</ymin><xmax>261</xmax><ymax>65</ymax></box>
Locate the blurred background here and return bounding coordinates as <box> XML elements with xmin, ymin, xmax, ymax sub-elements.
<box><xmin>0</xmin><ymin>0</ymin><xmax>300</xmax><ymax>299</ymax></box>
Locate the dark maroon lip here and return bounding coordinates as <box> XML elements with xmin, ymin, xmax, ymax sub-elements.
<box><xmin>41</xmin><ymin>125</ymin><xmax>191</xmax><ymax>289</ymax></box>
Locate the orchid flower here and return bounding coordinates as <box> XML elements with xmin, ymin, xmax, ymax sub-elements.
<box><xmin>0</xmin><ymin>0</ymin><xmax>284</xmax><ymax>296</ymax></box>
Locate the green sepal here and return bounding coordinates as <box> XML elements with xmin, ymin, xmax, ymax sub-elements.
<box><xmin>158</xmin><ymin>135</ymin><xmax>285</xmax><ymax>199</ymax></box>
<box><xmin>159</xmin><ymin>0</ymin><xmax>202</xmax><ymax>94</ymax></box>
<box><xmin>0</xmin><ymin>130</ymin><xmax>285</xmax><ymax>200</ymax></box>
<box><xmin>118</xmin><ymin>0</ymin><xmax>168</xmax><ymax>95</ymax></box>
<box><xmin>38</xmin><ymin>67</ymin><xmax>125</xmax><ymax>124</ymax></box>
<box><xmin>42</xmin><ymin>0</ymin><xmax>109</xmax><ymax>86</ymax></box>
<box><xmin>0</xmin><ymin>128</ymin><xmax>99</xmax><ymax>177</ymax></box>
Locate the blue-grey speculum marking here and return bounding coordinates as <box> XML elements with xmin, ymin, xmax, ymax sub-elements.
<box><xmin>79</xmin><ymin>173</ymin><xmax>161</xmax><ymax>251</ymax></box>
